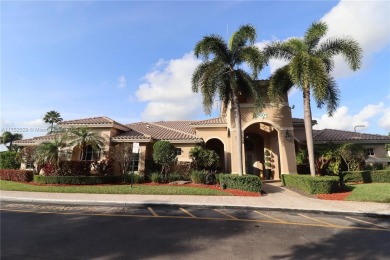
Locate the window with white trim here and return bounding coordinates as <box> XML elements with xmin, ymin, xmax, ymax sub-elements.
<box><xmin>367</xmin><ymin>148</ymin><xmax>374</xmax><ymax>156</ymax></box>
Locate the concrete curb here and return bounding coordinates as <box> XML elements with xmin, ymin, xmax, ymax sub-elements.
<box><xmin>2</xmin><ymin>196</ymin><xmax>389</xmax><ymax>218</ymax></box>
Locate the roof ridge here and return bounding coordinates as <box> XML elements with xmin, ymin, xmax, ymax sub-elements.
<box><xmin>149</xmin><ymin>122</ymin><xmax>197</xmax><ymax>138</ymax></box>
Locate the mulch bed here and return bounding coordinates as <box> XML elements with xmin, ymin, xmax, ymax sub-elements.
<box><xmin>316</xmin><ymin>191</ymin><xmax>352</xmax><ymax>201</ymax></box>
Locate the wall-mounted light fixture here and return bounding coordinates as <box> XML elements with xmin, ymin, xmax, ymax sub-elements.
<box><xmin>285</xmin><ymin>130</ymin><xmax>293</xmax><ymax>141</ymax></box>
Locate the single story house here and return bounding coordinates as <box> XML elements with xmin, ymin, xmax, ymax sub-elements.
<box><xmin>15</xmin><ymin>93</ymin><xmax>390</xmax><ymax>179</ymax></box>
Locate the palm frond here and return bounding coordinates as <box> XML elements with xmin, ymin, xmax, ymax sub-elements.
<box><xmin>194</xmin><ymin>35</ymin><xmax>230</xmax><ymax>64</ymax></box>
<box><xmin>268</xmin><ymin>65</ymin><xmax>294</xmax><ymax>103</ymax></box>
<box><xmin>318</xmin><ymin>37</ymin><xmax>363</xmax><ymax>70</ymax></box>
<box><xmin>315</xmin><ymin>76</ymin><xmax>340</xmax><ymax>116</ymax></box>
<box><xmin>238</xmin><ymin>46</ymin><xmax>266</xmax><ymax>77</ymax></box>
<box><xmin>304</xmin><ymin>21</ymin><xmax>327</xmax><ymax>51</ymax></box>
<box><xmin>264</xmin><ymin>41</ymin><xmax>296</xmax><ymax>61</ymax></box>
<box><xmin>229</xmin><ymin>24</ymin><xmax>256</xmax><ymax>51</ymax></box>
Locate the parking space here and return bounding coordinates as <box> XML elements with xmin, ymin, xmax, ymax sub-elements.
<box><xmin>1</xmin><ymin>202</ymin><xmax>389</xmax><ymax>232</ymax></box>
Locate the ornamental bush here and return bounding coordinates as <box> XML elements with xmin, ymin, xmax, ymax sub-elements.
<box><xmin>0</xmin><ymin>151</ymin><xmax>20</xmax><ymax>169</ymax></box>
<box><xmin>341</xmin><ymin>170</ymin><xmax>390</xmax><ymax>183</ymax></box>
<box><xmin>218</xmin><ymin>174</ymin><xmax>262</xmax><ymax>192</ymax></box>
<box><xmin>191</xmin><ymin>170</ymin><xmax>207</xmax><ymax>184</ymax></box>
<box><xmin>57</xmin><ymin>161</ymin><xmax>92</xmax><ymax>176</ymax></box>
<box><xmin>282</xmin><ymin>174</ymin><xmax>339</xmax><ymax>194</ymax></box>
<box><xmin>33</xmin><ymin>175</ymin><xmax>145</xmax><ymax>185</ymax></box>
<box><xmin>0</xmin><ymin>169</ymin><xmax>33</xmax><ymax>182</ymax></box>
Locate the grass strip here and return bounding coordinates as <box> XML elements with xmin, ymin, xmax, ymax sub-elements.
<box><xmin>0</xmin><ymin>180</ymin><xmax>231</xmax><ymax>196</ymax></box>
<box><xmin>346</xmin><ymin>183</ymin><xmax>390</xmax><ymax>203</ymax></box>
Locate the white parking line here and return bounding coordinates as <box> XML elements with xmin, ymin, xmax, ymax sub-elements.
<box><xmin>345</xmin><ymin>216</ymin><xmax>390</xmax><ymax>230</ymax></box>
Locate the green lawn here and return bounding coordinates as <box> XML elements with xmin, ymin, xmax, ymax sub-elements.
<box><xmin>346</xmin><ymin>183</ymin><xmax>390</xmax><ymax>203</ymax></box>
<box><xmin>0</xmin><ymin>180</ymin><xmax>231</xmax><ymax>196</ymax></box>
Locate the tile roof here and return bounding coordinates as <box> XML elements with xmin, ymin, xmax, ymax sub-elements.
<box><xmin>59</xmin><ymin>116</ymin><xmax>129</xmax><ymax>129</ymax></box>
<box><xmin>312</xmin><ymin>129</ymin><xmax>390</xmax><ymax>142</ymax></box>
<box><xmin>14</xmin><ymin>134</ymin><xmax>62</xmax><ymax>145</ymax></box>
<box><xmin>111</xmin><ymin>129</ymin><xmax>152</xmax><ymax>141</ymax></box>
<box><xmin>154</xmin><ymin>121</ymin><xmax>196</xmax><ymax>135</ymax></box>
<box><xmin>292</xmin><ymin>118</ymin><xmax>317</xmax><ymax>125</ymax></box>
<box><xmin>125</xmin><ymin>122</ymin><xmax>201</xmax><ymax>141</ymax></box>
<box><xmin>190</xmin><ymin>117</ymin><xmax>227</xmax><ymax>126</ymax></box>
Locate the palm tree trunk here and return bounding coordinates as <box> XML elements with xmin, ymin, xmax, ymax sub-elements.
<box><xmin>303</xmin><ymin>87</ymin><xmax>316</xmax><ymax>177</ymax></box>
<box><xmin>232</xmin><ymin>92</ymin><xmax>244</xmax><ymax>176</ymax></box>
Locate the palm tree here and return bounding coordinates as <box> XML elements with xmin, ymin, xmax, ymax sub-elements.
<box><xmin>33</xmin><ymin>137</ymin><xmax>66</xmax><ymax>170</ymax></box>
<box><xmin>43</xmin><ymin>110</ymin><xmax>63</xmax><ymax>134</ymax></box>
<box><xmin>192</xmin><ymin>24</ymin><xmax>266</xmax><ymax>176</ymax></box>
<box><xmin>68</xmin><ymin>127</ymin><xmax>105</xmax><ymax>160</ymax></box>
<box><xmin>265</xmin><ymin>21</ymin><xmax>362</xmax><ymax>176</ymax></box>
<box><xmin>0</xmin><ymin>131</ymin><xmax>23</xmax><ymax>151</ymax></box>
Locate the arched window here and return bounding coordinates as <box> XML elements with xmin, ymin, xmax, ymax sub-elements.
<box><xmin>81</xmin><ymin>145</ymin><xmax>100</xmax><ymax>161</ymax></box>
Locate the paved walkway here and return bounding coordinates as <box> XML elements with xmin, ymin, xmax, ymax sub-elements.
<box><xmin>1</xmin><ymin>182</ymin><xmax>389</xmax><ymax>216</ymax></box>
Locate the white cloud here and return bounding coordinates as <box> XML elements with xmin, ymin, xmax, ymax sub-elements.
<box><xmin>314</xmin><ymin>102</ymin><xmax>387</xmax><ymax>132</ymax></box>
<box><xmin>378</xmin><ymin>108</ymin><xmax>390</xmax><ymax>131</ymax></box>
<box><xmin>136</xmin><ymin>53</ymin><xmax>204</xmax><ymax>121</ymax></box>
<box><xmin>321</xmin><ymin>0</ymin><xmax>390</xmax><ymax>78</ymax></box>
<box><xmin>118</xmin><ymin>75</ymin><xmax>126</xmax><ymax>88</ymax></box>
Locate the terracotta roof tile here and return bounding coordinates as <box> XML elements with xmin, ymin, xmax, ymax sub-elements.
<box><xmin>125</xmin><ymin>122</ymin><xmax>200</xmax><ymax>141</ymax></box>
<box><xmin>312</xmin><ymin>129</ymin><xmax>390</xmax><ymax>142</ymax></box>
<box><xmin>111</xmin><ymin>129</ymin><xmax>151</xmax><ymax>141</ymax></box>
<box><xmin>59</xmin><ymin>116</ymin><xmax>129</xmax><ymax>129</ymax></box>
<box><xmin>14</xmin><ymin>134</ymin><xmax>62</xmax><ymax>145</ymax></box>
<box><xmin>190</xmin><ymin>117</ymin><xmax>226</xmax><ymax>125</ymax></box>
<box><xmin>155</xmin><ymin>121</ymin><xmax>195</xmax><ymax>135</ymax></box>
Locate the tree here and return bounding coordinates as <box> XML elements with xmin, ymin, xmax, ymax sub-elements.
<box><xmin>192</xmin><ymin>24</ymin><xmax>266</xmax><ymax>176</ymax></box>
<box><xmin>189</xmin><ymin>145</ymin><xmax>220</xmax><ymax>171</ymax></box>
<box><xmin>153</xmin><ymin>141</ymin><xmax>177</xmax><ymax>181</ymax></box>
<box><xmin>338</xmin><ymin>143</ymin><xmax>367</xmax><ymax>171</ymax></box>
<box><xmin>43</xmin><ymin>110</ymin><xmax>63</xmax><ymax>134</ymax></box>
<box><xmin>68</xmin><ymin>127</ymin><xmax>104</xmax><ymax>160</ymax></box>
<box><xmin>385</xmin><ymin>132</ymin><xmax>390</xmax><ymax>153</ymax></box>
<box><xmin>33</xmin><ymin>137</ymin><xmax>67</xmax><ymax>173</ymax></box>
<box><xmin>0</xmin><ymin>151</ymin><xmax>20</xmax><ymax>169</ymax></box>
<box><xmin>265</xmin><ymin>21</ymin><xmax>362</xmax><ymax>176</ymax></box>
<box><xmin>0</xmin><ymin>131</ymin><xmax>23</xmax><ymax>151</ymax></box>
<box><xmin>110</xmin><ymin>143</ymin><xmax>133</xmax><ymax>175</ymax></box>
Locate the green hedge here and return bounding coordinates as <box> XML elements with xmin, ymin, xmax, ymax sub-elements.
<box><xmin>191</xmin><ymin>170</ymin><xmax>207</xmax><ymax>184</ymax></box>
<box><xmin>34</xmin><ymin>174</ymin><xmax>144</xmax><ymax>185</ymax></box>
<box><xmin>282</xmin><ymin>174</ymin><xmax>339</xmax><ymax>194</ymax></box>
<box><xmin>0</xmin><ymin>169</ymin><xmax>33</xmax><ymax>182</ymax></box>
<box><xmin>341</xmin><ymin>170</ymin><xmax>390</xmax><ymax>183</ymax></box>
<box><xmin>218</xmin><ymin>174</ymin><xmax>262</xmax><ymax>192</ymax></box>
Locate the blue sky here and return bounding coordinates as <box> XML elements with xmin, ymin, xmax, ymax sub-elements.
<box><xmin>1</xmin><ymin>0</ymin><xmax>389</xmax><ymax>142</ymax></box>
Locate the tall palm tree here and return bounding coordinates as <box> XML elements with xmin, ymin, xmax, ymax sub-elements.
<box><xmin>265</xmin><ymin>21</ymin><xmax>362</xmax><ymax>176</ymax></box>
<box><xmin>43</xmin><ymin>110</ymin><xmax>63</xmax><ymax>134</ymax></box>
<box><xmin>68</xmin><ymin>127</ymin><xmax>105</xmax><ymax>160</ymax></box>
<box><xmin>192</xmin><ymin>24</ymin><xmax>266</xmax><ymax>176</ymax></box>
<box><xmin>0</xmin><ymin>131</ymin><xmax>23</xmax><ymax>151</ymax></box>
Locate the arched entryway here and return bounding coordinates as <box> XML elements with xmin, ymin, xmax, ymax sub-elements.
<box><xmin>205</xmin><ymin>138</ymin><xmax>225</xmax><ymax>172</ymax></box>
<box><xmin>244</xmin><ymin>122</ymin><xmax>280</xmax><ymax>179</ymax></box>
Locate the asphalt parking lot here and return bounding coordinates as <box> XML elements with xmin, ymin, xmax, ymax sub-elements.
<box><xmin>2</xmin><ymin>202</ymin><xmax>389</xmax><ymax>232</ymax></box>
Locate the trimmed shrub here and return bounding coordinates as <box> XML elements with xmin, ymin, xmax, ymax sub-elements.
<box><xmin>151</xmin><ymin>172</ymin><xmax>162</xmax><ymax>183</ymax></box>
<box><xmin>341</xmin><ymin>170</ymin><xmax>390</xmax><ymax>183</ymax></box>
<box><xmin>57</xmin><ymin>161</ymin><xmax>92</xmax><ymax>176</ymax></box>
<box><xmin>167</xmin><ymin>173</ymin><xmax>184</xmax><ymax>182</ymax></box>
<box><xmin>121</xmin><ymin>174</ymin><xmax>145</xmax><ymax>184</ymax></box>
<box><xmin>0</xmin><ymin>151</ymin><xmax>20</xmax><ymax>169</ymax></box>
<box><xmin>282</xmin><ymin>174</ymin><xmax>339</xmax><ymax>194</ymax></box>
<box><xmin>191</xmin><ymin>170</ymin><xmax>207</xmax><ymax>184</ymax></box>
<box><xmin>218</xmin><ymin>174</ymin><xmax>262</xmax><ymax>192</ymax></box>
<box><xmin>0</xmin><ymin>169</ymin><xmax>33</xmax><ymax>182</ymax></box>
<box><xmin>372</xmin><ymin>170</ymin><xmax>390</xmax><ymax>183</ymax></box>
<box><xmin>33</xmin><ymin>175</ymin><xmax>144</xmax><ymax>185</ymax></box>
